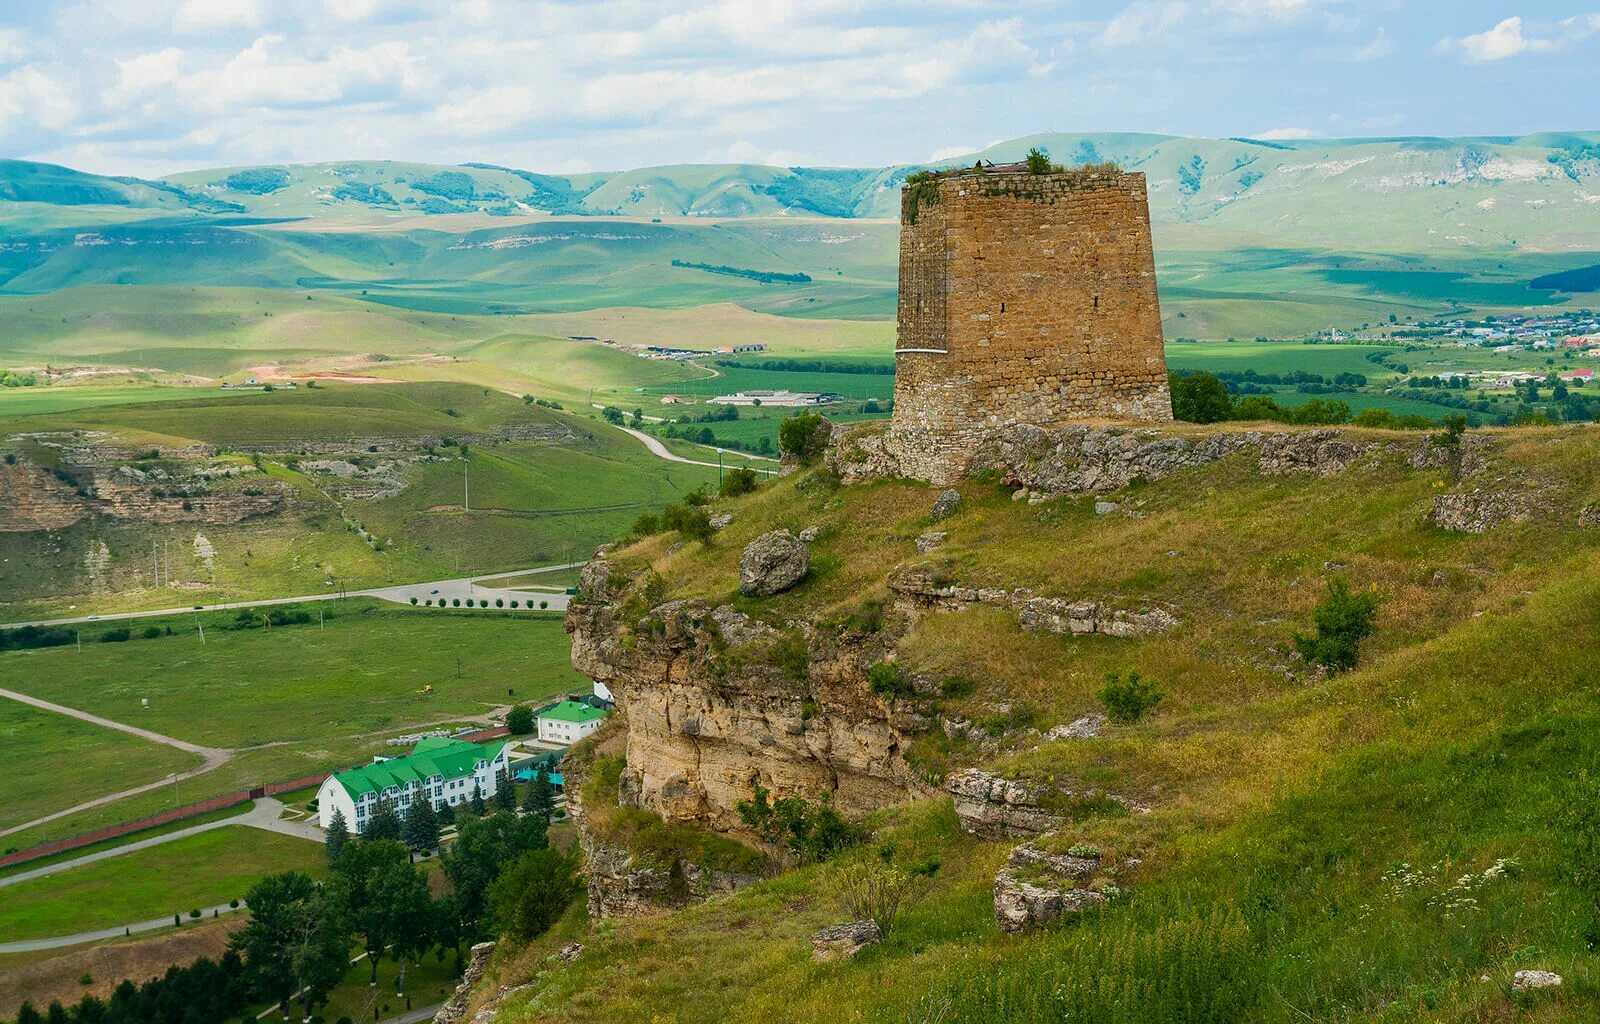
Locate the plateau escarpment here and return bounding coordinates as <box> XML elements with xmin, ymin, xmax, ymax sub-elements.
<box><xmin>566</xmin><ymin>557</ymin><xmax>930</xmax><ymax>832</ymax></box>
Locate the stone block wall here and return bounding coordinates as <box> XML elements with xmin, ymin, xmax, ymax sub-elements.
<box><xmin>889</xmin><ymin>168</ymin><xmax>1172</xmax><ymax>483</ymax></box>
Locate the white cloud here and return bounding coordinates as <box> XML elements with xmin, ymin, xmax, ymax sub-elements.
<box><xmin>182</xmin><ymin>35</ymin><xmax>420</xmax><ymax>110</ymax></box>
<box><xmin>928</xmin><ymin>144</ymin><xmax>975</xmax><ymax>162</ymax></box>
<box><xmin>1100</xmin><ymin>1</ymin><xmax>1189</xmax><ymax>45</ymax></box>
<box><xmin>1455</xmin><ymin>16</ymin><xmax>1554</xmax><ymax>61</ymax></box>
<box><xmin>0</xmin><ymin>28</ymin><xmax>31</xmax><ymax>65</ymax></box>
<box><xmin>1256</xmin><ymin>127</ymin><xmax>1318</xmax><ymax>140</ymax></box>
<box><xmin>1208</xmin><ymin>0</ymin><xmax>1316</xmax><ymax>18</ymax></box>
<box><xmin>0</xmin><ymin>66</ymin><xmax>80</xmax><ymax>139</ymax></box>
<box><xmin>174</xmin><ymin>0</ymin><xmax>266</xmax><ymax>33</ymax></box>
<box><xmin>114</xmin><ymin>48</ymin><xmax>184</xmax><ymax>95</ymax></box>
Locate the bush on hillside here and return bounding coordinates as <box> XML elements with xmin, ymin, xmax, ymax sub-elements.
<box><xmin>506</xmin><ymin>704</ymin><xmax>534</xmax><ymax>735</ymax></box>
<box><xmin>1169</xmin><ymin>372</ymin><xmax>1233</xmax><ymax>424</ymax></box>
<box><xmin>736</xmin><ymin>783</ymin><xmax>861</xmax><ymax>863</ymax></box>
<box><xmin>1293</xmin><ymin>579</ymin><xmax>1381</xmax><ymax>673</ymax></box>
<box><xmin>778</xmin><ymin>412</ymin><xmax>828</xmax><ymax>464</ymax></box>
<box><xmin>719</xmin><ymin>466</ymin><xmax>758</xmax><ymax>497</ymax></box>
<box><xmin>663</xmin><ymin>503</ymin><xmax>713</xmax><ymax>543</ymax></box>
<box><xmin>838</xmin><ymin>858</ymin><xmax>916</xmax><ymax>939</ymax></box>
<box><xmin>1099</xmin><ymin>670</ymin><xmax>1165</xmax><ymax>723</ymax></box>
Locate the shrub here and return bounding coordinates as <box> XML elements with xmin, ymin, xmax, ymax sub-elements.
<box><xmin>1293</xmin><ymin>578</ymin><xmax>1381</xmax><ymax>672</ymax></box>
<box><xmin>1099</xmin><ymin>670</ymin><xmax>1165</xmax><ymax>723</ymax></box>
<box><xmin>142</xmin><ymin>625</ymin><xmax>162</xmax><ymax>639</ymax></box>
<box><xmin>1024</xmin><ymin>146</ymin><xmax>1064</xmax><ymax>174</ymax></box>
<box><xmin>663</xmin><ymin>503</ymin><xmax>714</xmax><ymax>543</ymax></box>
<box><xmin>1169</xmin><ymin>371</ymin><xmax>1233</xmax><ymax>423</ymax></box>
<box><xmin>630</xmin><ymin>512</ymin><xmax>662</xmax><ymax>537</ymax></box>
<box><xmin>495</xmin><ymin>598</ymin><xmax>504</xmax><ymax>608</ymax></box>
<box><xmin>452</xmin><ymin>598</ymin><xmax>461</xmax><ymax>607</ymax></box>
<box><xmin>509</xmin><ymin>600</ymin><xmax>519</xmax><ymax>608</ymax></box>
<box><xmin>838</xmin><ymin>859</ymin><xmax>915</xmax><ymax>938</ymax></box>
<box><xmin>736</xmin><ymin>784</ymin><xmax>861</xmax><ymax>863</ymax></box>
<box><xmin>188</xmin><ymin>908</ymin><xmax>201</xmax><ymax>918</ymax></box>
<box><xmin>99</xmin><ymin>628</ymin><xmax>132</xmax><ymax>643</ymax></box>
<box><xmin>778</xmin><ymin>412</ymin><xmax>828</xmax><ymax>463</ymax></box>
<box><xmin>79</xmin><ymin>973</ymin><xmax>92</xmax><ymax>986</ymax></box>
<box><xmin>229</xmin><ymin>898</ymin><xmax>239</xmax><ymax>908</ymax></box>
<box><xmin>719</xmin><ymin>466</ymin><xmax>758</xmax><ymax>497</ymax></box>
<box><xmin>410</xmin><ymin>597</ymin><xmax>418</xmax><ymax>605</ymax></box>
<box><xmin>506</xmin><ymin>704</ymin><xmax>535</xmax><ymax>735</ymax></box>
<box><xmin>539</xmin><ymin>600</ymin><xmax>549</xmax><ymax>610</ymax></box>
<box><xmin>868</xmin><ymin>662</ymin><xmax>914</xmax><ymax>698</ymax></box>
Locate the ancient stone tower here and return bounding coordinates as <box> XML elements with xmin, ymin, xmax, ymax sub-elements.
<box><xmin>887</xmin><ymin>165</ymin><xmax>1172</xmax><ymax>483</ymax></box>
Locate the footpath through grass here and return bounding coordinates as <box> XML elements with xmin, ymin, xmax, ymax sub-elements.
<box><xmin>0</xmin><ymin>827</ymin><xmax>322</xmax><ymax>943</ymax></box>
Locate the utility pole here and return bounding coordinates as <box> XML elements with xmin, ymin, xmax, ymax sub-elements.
<box><xmin>717</xmin><ymin>448</ymin><xmax>723</xmax><ymax>488</ymax></box>
<box><xmin>463</xmin><ymin>457</ymin><xmax>469</xmax><ymax>513</ymax></box>
<box><xmin>195</xmin><ymin>612</ymin><xmax>205</xmax><ymax>645</ymax></box>
<box><xmin>152</xmin><ymin>541</ymin><xmax>159</xmax><ymax>588</ymax></box>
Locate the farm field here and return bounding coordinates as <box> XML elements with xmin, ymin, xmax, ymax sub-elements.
<box><xmin>0</xmin><ymin>385</ymin><xmax>252</xmax><ymax>416</ymax></box>
<box><xmin>0</xmin><ymin>827</ymin><xmax>323</xmax><ymax>943</ymax></box>
<box><xmin>0</xmin><ymin>604</ymin><xmax>584</xmax><ymax>751</ymax></box>
<box><xmin>0</xmin><ymin>701</ymin><xmax>199</xmax><ymax>834</ymax></box>
<box><xmin>0</xmin><ymin>802</ymin><xmax>255</xmax><ymax>879</ymax></box>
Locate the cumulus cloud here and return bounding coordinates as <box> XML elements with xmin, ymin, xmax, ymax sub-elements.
<box><xmin>174</xmin><ymin>0</ymin><xmax>266</xmax><ymax>33</ymax></box>
<box><xmin>114</xmin><ymin>47</ymin><xmax>183</xmax><ymax>95</ymax></box>
<box><xmin>1450</xmin><ymin>16</ymin><xmax>1554</xmax><ymax>61</ymax></box>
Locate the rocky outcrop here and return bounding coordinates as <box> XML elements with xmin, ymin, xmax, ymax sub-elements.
<box><xmin>1512</xmin><ymin>970</ymin><xmax>1562</xmax><ymax>993</ymax></box>
<box><xmin>1429</xmin><ymin>490</ymin><xmax>1536</xmax><ymax>533</ymax></box>
<box><xmin>946</xmin><ymin>770</ymin><xmax>1067</xmax><ymax>839</ymax></box>
<box><xmin>434</xmin><ymin>941</ymin><xmax>495</xmax><ymax>1024</ymax></box>
<box><xmin>580</xmin><ymin>830</ymin><xmax>758</xmax><ymax>921</ymax></box>
<box><xmin>0</xmin><ymin>459</ymin><xmax>289</xmax><ymax>532</ymax></box>
<box><xmin>915</xmin><ymin>531</ymin><xmax>947</xmax><ymax>554</ymax></box>
<box><xmin>566</xmin><ymin>559</ymin><xmax>929</xmax><ymax>830</ymax></box>
<box><xmin>993</xmin><ymin>844</ymin><xmax>1107</xmax><ymax>933</ymax></box>
<box><xmin>887</xmin><ymin>567</ymin><xmax>1179</xmax><ymax>639</ymax></box>
<box><xmin>930</xmin><ymin>489</ymin><xmax>962</xmax><ymax>521</ymax></box>
<box><xmin>811</xmin><ymin>920</ymin><xmax>882</xmax><ymax>962</ymax></box>
<box><xmin>739</xmin><ymin>530</ymin><xmax>809</xmax><ymax>596</ymax></box>
<box><xmin>830</xmin><ymin>422</ymin><xmax>1482</xmax><ymax>496</ymax></box>
<box><xmin>1044</xmin><ymin>713</ymin><xmax>1106</xmax><ymax>741</ymax></box>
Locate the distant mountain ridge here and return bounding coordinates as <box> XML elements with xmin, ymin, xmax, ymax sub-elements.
<box><xmin>5</xmin><ymin>131</ymin><xmax>1600</xmax><ymax>251</ymax></box>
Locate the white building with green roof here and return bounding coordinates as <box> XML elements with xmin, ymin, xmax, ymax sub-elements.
<box><xmin>317</xmin><ymin>736</ymin><xmax>510</xmax><ymax>834</ymax></box>
<box><xmin>537</xmin><ymin>700</ymin><xmax>608</xmax><ymax>744</ymax></box>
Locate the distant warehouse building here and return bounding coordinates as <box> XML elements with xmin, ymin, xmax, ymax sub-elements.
<box><xmin>317</xmin><ymin>737</ymin><xmax>510</xmax><ymax>834</ymax></box>
<box><xmin>538</xmin><ymin>700</ymin><xmax>608</xmax><ymax>744</ymax></box>
<box><xmin>709</xmin><ymin>389</ymin><xmax>838</xmax><ymax>407</ymax></box>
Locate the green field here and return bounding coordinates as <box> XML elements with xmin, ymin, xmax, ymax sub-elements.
<box><xmin>1</xmin><ymin>604</ymin><xmax>583</xmax><ymax>751</ymax></box>
<box><xmin>0</xmin><ymin>827</ymin><xmax>322</xmax><ymax>942</ymax></box>
<box><xmin>0</xmin><ymin>385</ymin><xmax>257</xmax><ymax>416</ymax></box>
<box><xmin>0</xmin><ymin>700</ymin><xmax>200</xmax><ymax>834</ymax></box>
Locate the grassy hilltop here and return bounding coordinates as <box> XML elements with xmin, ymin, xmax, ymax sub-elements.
<box><xmin>479</xmin><ymin>421</ymin><xmax>1600</xmax><ymax>1023</ymax></box>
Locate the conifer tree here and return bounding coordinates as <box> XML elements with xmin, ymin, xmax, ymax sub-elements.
<box><xmin>494</xmin><ymin>764</ymin><xmax>516</xmax><ymax>812</ymax></box>
<box><xmin>470</xmin><ymin>780</ymin><xmax>486</xmax><ymax>817</ymax></box>
<box><xmin>367</xmin><ymin>797</ymin><xmax>403</xmax><ymax>842</ymax></box>
<box><xmin>402</xmin><ymin>798</ymin><xmax>440</xmax><ymax>853</ymax></box>
<box><xmin>326</xmin><ymin>807</ymin><xmax>351</xmax><ymax>863</ymax></box>
<box><xmin>523</xmin><ymin>766</ymin><xmax>556</xmax><ymax>821</ymax></box>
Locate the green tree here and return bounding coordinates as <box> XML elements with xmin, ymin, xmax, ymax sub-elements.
<box><xmin>366</xmin><ymin>797</ymin><xmax>402</xmax><ymax>842</ymax></box>
<box><xmin>470</xmin><ymin>781</ymin><xmax>487</xmax><ymax>817</ymax></box>
<box><xmin>332</xmin><ymin>840</ymin><xmax>431</xmax><ymax>985</ymax></box>
<box><xmin>442</xmin><ymin>811</ymin><xmax>549</xmax><ymax>938</ymax></box>
<box><xmin>719</xmin><ymin>466</ymin><xmax>758</xmax><ymax>497</ymax></box>
<box><xmin>494</xmin><ymin>765</ymin><xmax>517</xmax><ymax>812</ymax></box>
<box><xmin>1293</xmin><ymin>578</ymin><xmax>1381</xmax><ymax>673</ymax></box>
<box><xmin>402</xmin><ymin>798</ymin><xmax>440</xmax><ymax>854</ymax></box>
<box><xmin>1025</xmin><ymin>146</ymin><xmax>1061</xmax><ymax>174</ymax></box>
<box><xmin>487</xmin><ymin>848</ymin><xmax>581</xmax><ymax>941</ymax></box>
<box><xmin>602</xmin><ymin>406</ymin><xmax>625</xmax><ymax>424</ymax></box>
<box><xmin>778</xmin><ymin>412</ymin><xmax>828</xmax><ymax>463</ymax></box>
<box><xmin>522</xmin><ymin>766</ymin><xmax>556</xmax><ymax>821</ymax></box>
<box><xmin>505</xmin><ymin>704</ymin><xmax>534</xmax><ymax>734</ymax></box>
<box><xmin>232</xmin><ymin>872</ymin><xmax>347</xmax><ymax>1021</ymax></box>
<box><xmin>1169</xmin><ymin>372</ymin><xmax>1233</xmax><ymax>423</ymax></box>
<box><xmin>325</xmin><ymin>808</ymin><xmax>350</xmax><ymax>864</ymax></box>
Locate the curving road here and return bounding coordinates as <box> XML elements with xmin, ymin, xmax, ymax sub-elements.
<box><xmin>616</xmin><ymin>425</ymin><xmax>778</xmax><ymax>471</ymax></box>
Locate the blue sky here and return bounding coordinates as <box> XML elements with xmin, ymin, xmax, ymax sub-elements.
<box><xmin>0</xmin><ymin>2</ymin><xmax>1595</xmax><ymax>177</ymax></box>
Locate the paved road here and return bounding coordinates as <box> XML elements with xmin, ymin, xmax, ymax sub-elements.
<box><xmin>616</xmin><ymin>425</ymin><xmax>778</xmax><ymax>472</ymax></box>
<box><xmin>0</xmin><ymin>562</ymin><xmax>583</xmax><ymax>631</ymax></box>
<box><xmin>0</xmin><ymin>799</ymin><xmax>315</xmax><ymax>891</ymax></box>
<box><xmin>0</xmin><ymin>902</ymin><xmax>249</xmax><ymax>954</ymax></box>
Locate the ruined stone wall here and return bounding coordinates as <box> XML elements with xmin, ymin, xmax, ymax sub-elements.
<box><xmin>889</xmin><ymin>169</ymin><xmax>1172</xmax><ymax>484</ymax></box>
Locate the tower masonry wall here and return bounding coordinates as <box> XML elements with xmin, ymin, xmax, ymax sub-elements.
<box><xmin>888</xmin><ymin>169</ymin><xmax>1172</xmax><ymax>483</ymax></box>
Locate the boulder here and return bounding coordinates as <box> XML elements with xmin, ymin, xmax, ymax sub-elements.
<box><xmin>930</xmin><ymin>488</ymin><xmax>962</xmax><ymax>521</ymax></box>
<box><xmin>1429</xmin><ymin>490</ymin><xmax>1535</xmax><ymax>533</ymax></box>
<box><xmin>1094</xmin><ymin>501</ymin><xmax>1119</xmax><ymax>516</ymax></box>
<box><xmin>993</xmin><ymin>845</ymin><xmax>1108</xmax><ymax>933</ymax></box>
<box><xmin>738</xmin><ymin>530</ymin><xmax>809</xmax><ymax>597</ymax></box>
<box><xmin>1044</xmin><ymin>713</ymin><xmax>1106</xmax><ymax>741</ymax></box>
<box><xmin>1512</xmin><ymin>970</ymin><xmax>1562</xmax><ymax>993</ymax></box>
<box><xmin>915</xmin><ymin>531</ymin><xmax>948</xmax><ymax>554</ymax></box>
<box><xmin>946</xmin><ymin>769</ymin><xmax>1064</xmax><ymax>839</ymax></box>
<box><xmin>799</xmin><ymin>524</ymin><xmax>822</xmax><ymax>542</ymax></box>
<box><xmin>709</xmin><ymin>512</ymin><xmax>734</xmax><ymax>530</ymax></box>
<box><xmin>810</xmin><ymin>920</ymin><xmax>883</xmax><ymax>962</ymax></box>
<box><xmin>553</xmin><ymin>942</ymin><xmax>584</xmax><ymax>963</ymax></box>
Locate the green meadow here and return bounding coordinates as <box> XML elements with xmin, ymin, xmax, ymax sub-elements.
<box><xmin>0</xmin><ymin>827</ymin><xmax>323</xmax><ymax>942</ymax></box>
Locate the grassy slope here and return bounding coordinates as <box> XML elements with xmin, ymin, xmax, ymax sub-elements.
<box><xmin>484</xmin><ymin>422</ymin><xmax>1600</xmax><ymax>1023</ymax></box>
<box><xmin>0</xmin><ymin>700</ymin><xmax>199</xmax><ymax>833</ymax></box>
<box><xmin>0</xmin><ymin>827</ymin><xmax>323</xmax><ymax>942</ymax></box>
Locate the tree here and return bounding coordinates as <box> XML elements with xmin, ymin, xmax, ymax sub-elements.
<box><xmin>332</xmin><ymin>840</ymin><xmax>431</xmax><ymax>985</ymax></box>
<box><xmin>505</xmin><ymin>704</ymin><xmax>534</xmax><ymax>734</ymax></box>
<box><xmin>1293</xmin><ymin>578</ymin><xmax>1381</xmax><ymax>673</ymax></box>
<box><xmin>719</xmin><ymin>466</ymin><xmax>758</xmax><ymax>497</ymax></box>
<box><xmin>1025</xmin><ymin>146</ymin><xmax>1061</xmax><ymax>174</ymax></box>
<box><xmin>402</xmin><ymin>798</ymin><xmax>440</xmax><ymax>854</ymax></box>
<box><xmin>778</xmin><ymin>412</ymin><xmax>828</xmax><ymax>463</ymax></box>
<box><xmin>494</xmin><ymin>764</ymin><xmax>517</xmax><ymax>812</ymax></box>
<box><xmin>522</xmin><ymin>766</ymin><xmax>556</xmax><ymax>821</ymax></box>
<box><xmin>487</xmin><ymin>849</ymin><xmax>581</xmax><ymax>940</ymax></box>
<box><xmin>325</xmin><ymin>808</ymin><xmax>351</xmax><ymax>863</ymax></box>
<box><xmin>1169</xmin><ymin>372</ymin><xmax>1233</xmax><ymax>423</ymax></box>
<box><xmin>442</xmin><ymin>811</ymin><xmax>549</xmax><ymax>938</ymax></box>
<box><xmin>14</xmin><ymin>1003</ymin><xmax>43</xmax><ymax>1024</ymax></box>
<box><xmin>366</xmin><ymin>797</ymin><xmax>402</xmax><ymax>842</ymax></box>
<box><xmin>232</xmin><ymin>872</ymin><xmax>347</xmax><ymax>1021</ymax></box>
<box><xmin>470</xmin><ymin>781</ymin><xmax>486</xmax><ymax>818</ymax></box>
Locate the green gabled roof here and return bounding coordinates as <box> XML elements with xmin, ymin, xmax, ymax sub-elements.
<box><xmin>539</xmin><ymin>700</ymin><xmax>607</xmax><ymax>725</ymax></box>
<box><xmin>332</xmin><ymin>738</ymin><xmax>508</xmax><ymax>801</ymax></box>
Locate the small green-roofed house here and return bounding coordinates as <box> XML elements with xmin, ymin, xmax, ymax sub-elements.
<box><xmin>537</xmin><ymin>699</ymin><xmax>608</xmax><ymax>745</ymax></box>
<box><xmin>317</xmin><ymin>737</ymin><xmax>510</xmax><ymax>834</ymax></box>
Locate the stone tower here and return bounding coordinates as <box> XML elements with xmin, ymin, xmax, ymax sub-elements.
<box><xmin>887</xmin><ymin>165</ymin><xmax>1172</xmax><ymax>483</ymax></box>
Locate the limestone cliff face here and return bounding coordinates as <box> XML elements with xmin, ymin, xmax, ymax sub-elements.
<box><xmin>566</xmin><ymin>560</ymin><xmax>930</xmax><ymax>831</ymax></box>
<box><xmin>0</xmin><ymin>460</ymin><xmax>288</xmax><ymax>532</ymax></box>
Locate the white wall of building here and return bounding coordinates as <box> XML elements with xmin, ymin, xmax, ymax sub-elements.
<box><xmin>317</xmin><ymin>744</ymin><xmax>510</xmax><ymax>834</ymax></box>
<box><xmin>538</xmin><ymin>715</ymin><xmax>602</xmax><ymax>745</ymax></box>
